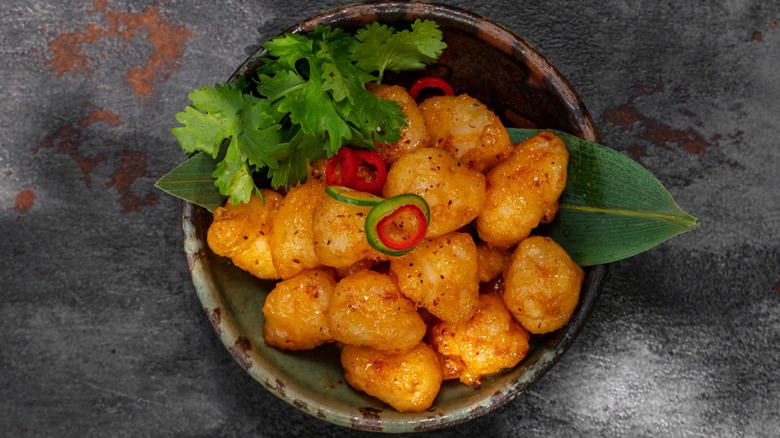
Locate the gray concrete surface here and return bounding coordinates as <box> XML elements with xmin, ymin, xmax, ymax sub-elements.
<box><xmin>1</xmin><ymin>0</ymin><xmax>778</xmax><ymax>436</ymax></box>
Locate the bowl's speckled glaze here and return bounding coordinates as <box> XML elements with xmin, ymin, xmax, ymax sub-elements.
<box><xmin>182</xmin><ymin>1</ymin><xmax>607</xmax><ymax>432</ymax></box>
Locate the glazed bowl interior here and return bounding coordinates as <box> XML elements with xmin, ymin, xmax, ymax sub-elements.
<box><xmin>182</xmin><ymin>1</ymin><xmax>606</xmax><ymax>433</ymax></box>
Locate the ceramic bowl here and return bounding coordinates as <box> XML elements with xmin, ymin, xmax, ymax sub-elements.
<box><xmin>182</xmin><ymin>1</ymin><xmax>607</xmax><ymax>432</ymax></box>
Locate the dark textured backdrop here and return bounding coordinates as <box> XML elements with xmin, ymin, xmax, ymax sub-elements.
<box><xmin>1</xmin><ymin>1</ymin><xmax>778</xmax><ymax>436</ymax></box>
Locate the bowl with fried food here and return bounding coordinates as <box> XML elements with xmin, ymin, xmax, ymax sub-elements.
<box><xmin>182</xmin><ymin>1</ymin><xmax>606</xmax><ymax>432</ymax></box>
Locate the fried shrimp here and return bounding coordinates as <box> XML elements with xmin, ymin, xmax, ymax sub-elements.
<box><xmin>382</xmin><ymin>147</ymin><xmax>485</xmax><ymax>238</ymax></box>
<box><xmin>503</xmin><ymin>236</ymin><xmax>584</xmax><ymax>334</ymax></box>
<box><xmin>311</xmin><ymin>193</ymin><xmax>388</xmax><ymax>269</ymax></box>
<box><xmin>475</xmin><ymin>241</ymin><xmax>512</xmax><ymax>283</ymax></box>
<box><xmin>419</xmin><ymin>94</ymin><xmax>513</xmax><ymax>172</ymax></box>
<box><xmin>371</xmin><ymin>84</ymin><xmax>430</xmax><ymax>164</ymax></box>
<box><xmin>476</xmin><ymin>131</ymin><xmax>569</xmax><ymax>248</ymax></box>
<box><xmin>428</xmin><ymin>292</ymin><xmax>530</xmax><ymax>386</ymax></box>
<box><xmin>341</xmin><ymin>342</ymin><xmax>443</xmax><ymax>413</ymax></box>
<box><xmin>269</xmin><ymin>179</ymin><xmax>328</xmax><ymax>279</ymax></box>
<box><xmin>327</xmin><ymin>270</ymin><xmax>426</xmax><ymax>354</ymax></box>
<box><xmin>262</xmin><ymin>268</ymin><xmax>336</xmax><ymax>350</ymax></box>
<box><xmin>206</xmin><ymin>190</ymin><xmax>283</xmax><ymax>279</ymax></box>
<box><xmin>390</xmin><ymin>232</ymin><xmax>480</xmax><ymax>324</ymax></box>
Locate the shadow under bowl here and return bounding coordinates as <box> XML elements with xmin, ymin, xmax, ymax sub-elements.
<box><xmin>182</xmin><ymin>1</ymin><xmax>607</xmax><ymax>433</ymax></box>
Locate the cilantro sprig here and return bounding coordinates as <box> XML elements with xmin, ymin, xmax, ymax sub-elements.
<box><xmin>166</xmin><ymin>19</ymin><xmax>446</xmax><ymax>206</ymax></box>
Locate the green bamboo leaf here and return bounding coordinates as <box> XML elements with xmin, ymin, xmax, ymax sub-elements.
<box><xmin>507</xmin><ymin>128</ymin><xmax>700</xmax><ymax>266</ymax></box>
<box><xmin>154</xmin><ymin>152</ymin><xmax>226</xmax><ymax>212</ymax></box>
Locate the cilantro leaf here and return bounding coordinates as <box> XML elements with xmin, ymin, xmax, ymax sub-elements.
<box><xmin>172</xmin><ymin>84</ymin><xmax>248</xmax><ymax>158</ymax></box>
<box><xmin>258</xmin><ymin>69</ymin><xmax>307</xmax><ymax>102</ymax></box>
<box><xmin>315</xmin><ymin>26</ymin><xmax>376</xmax><ymax>104</ymax></box>
<box><xmin>214</xmin><ymin>137</ymin><xmax>256</xmax><ymax>205</ymax></box>
<box><xmin>266</xmin><ymin>61</ymin><xmax>353</xmax><ymax>156</ymax></box>
<box><xmin>173</xmin><ymin>83</ymin><xmax>284</xmax><ymax>200</ymax></box>
<box><xmin>237</xmin><ymin>99</ymin><xmax>286</xmax><ymax>169</ymax></box>
<box><xmin>262</xmin><ymin>32</ymin><xmax>313</xmax><ymax>71</ymax></box>
<box><xmin>266</xmin><ymin>129</ymin><xmax>327</xmax><ymax>190</ymax></box>
<box><xmin>314</xmin><ymin>29</ymin><xmax>405</xmax><ymax>147</ymax></box>
<box><xmin>351</xmin><ymin>19</ymin><xmax>447</xmax><ymax>80</ymax></box>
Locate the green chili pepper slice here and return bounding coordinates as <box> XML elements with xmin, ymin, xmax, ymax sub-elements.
<box><xmin>325</xmin><ymin>185</ymin><xmax>383</xmax><ymax>206</ymax></box>
<box><xmin>365</xmin><ymin>194</ymin><xmax>430</xmax><ymax>256</ymax></box>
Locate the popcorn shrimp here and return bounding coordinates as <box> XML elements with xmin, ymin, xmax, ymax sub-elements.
<box><xmin>476</xmin><ymin>131</ymin><xmax>569</xmax><ymax>248</ymax></box>
<box><xmin>270</xmin><ymin>179</ymin><xmax>328</xmax><ymax>279</ymax></box>
<box><xmin>503</xmin><ymin>236</ymin><xmax>584</xmax><ymax>334</ymax></box>
<box><xmin>419</xmin><ymin>94</ymin><xmax>512</xmax><ymax>172</ymax></box>
<box><xmin>476</xmin><ymin>241</ymin><xmax>511</xmax><ymax>283</ymax></box>
<box><xmin>390</xmin><ymin>232</ymin><xmax>479</xmax><ymax>324</ymax></box>
<box><xmin>311</xmin><ymin>193</ymin><xmax>388</xmax><ymax>269</ymax></box>
<box><xmin>382</xmin><ymin>147</ymin><xmax>485</xmax><ymax>238</ymax></box>
<box><xmin>371</xmin><ymin>84</ymin><xmax>430</xmax><ymax>164</ymax></box>
<box><xmin>262</xmin><ymin>268</ymin><xmax>336</xmax><ymax>350</ymax></box>
<box><xmin>327</xmin><ymin>270</ymin><xmax>426</xmax><ymax>354</ymax></box>
<box><xmin>206</xmin><ymin>190</ymin><xmax>283</xmax><ymax>279</ymax></box>
<box><xmin>341</xmin><ymin>342</ymin><xmax>443</xmax><ymax>413</ymax></box>
<box><xmin>428</xmin><ymin>292</ymin><xmax>530</xmax><ymax>387</ymax></box>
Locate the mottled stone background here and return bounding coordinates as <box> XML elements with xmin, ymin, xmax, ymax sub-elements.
<box><xmin>1</xmin><ymin>0</ymin><xmax>778</xmax><ymax>436</ymax></box>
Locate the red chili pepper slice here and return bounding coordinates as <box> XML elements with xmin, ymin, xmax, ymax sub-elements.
<box><xmin>326</xmin><ymin>147</ymin><xmax>387</xmax><ymax>196</ymax></box>
<box><xmin>408</xmin><ymin>76</ymin><xmax>455</xmax><ymax>100</ymax></box>
<box><xmin>376</xmin><ymin>204</ymin><xmax>428</xmax><ymax>251</ymax></box>
<box><xmin>365</xmin><ymin>194</ymin><xmax>430</xmax><ymax>256</ymax></box>
<box><xmin>350</xmin><ymin>149</ymin><xmax>387</xmax><ymax>196</ymax></box>
<box><xmin>325</xmin><ymin>147</ymin><xmax>357</xmax><ymax>186</ymax></box>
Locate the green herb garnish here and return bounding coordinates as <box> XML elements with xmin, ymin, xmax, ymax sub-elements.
<box><xmin>166</xmin><ymin>20</ymin><xmax>446</xmax><ymax>205</ymax></box>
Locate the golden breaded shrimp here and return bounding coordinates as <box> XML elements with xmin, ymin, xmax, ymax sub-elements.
<box><xmin>311</xmin><ymin>192</ymin><xmax>388</xmax><ymax>269</ymax></box>
<box><xmin>390</xmin><ymin>232</ymin><xmax>479</xmax><ymax>324</ymax></box>
<box><xmin>371</xmin><ymin>84</ymin><xmax>430</xmax><ymax>164</ymax></box>
<box><xmin>418</xmin><ymin>94</ymin><xmax>512</xmax><ymax>172</ymax></box>
<box><xmin>476</xmin><ymin>241</ymin><xmax>511</xmax><ymax>283</ymax></box>
<box><xmin>207</xmin><ymin>190</ymin><xmax>283</xmax><ymax>279</ymax></box>
<box><xmin>269</xmin><ymin>179</ymin><xmax>328</xmax><ymax>279</ymax></box>
<box><xmin>382</xmin><ymin>147</ymin><xmax>485</xmax><ymax>238</ymax></box>
<box><xmin>340</xmin><ymin>342</ymin><xmax>443</xmax><ymax>413</ymax></box>
<box><xmin>262</xmin><ymin>268</ymin><xmax>336</xmax><ymax>350</ymax></box>
<box><xmin>428</xmin><ymin>292</ymin><xmax>530</xmax><ymax>387</ymax></box>
<box><xmin>503</xmin><ymin>236</ymin><xmax>584</xmax><ymax>334</ymax></box>
<box><xmin>476</xmin><ymin>131</ymin><xmax>569</xmax><ymax>248</ymax></box>
<box><xmin>327</xmin><ymin>270</ymin><xmax>426</xmax><ymax>354</ymax></box>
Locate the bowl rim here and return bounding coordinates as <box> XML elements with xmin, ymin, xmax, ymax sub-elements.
<box><xmin>182</xmin><ymin>1</ymin><xmax>607</xmax><ymax>433</ymax></box>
